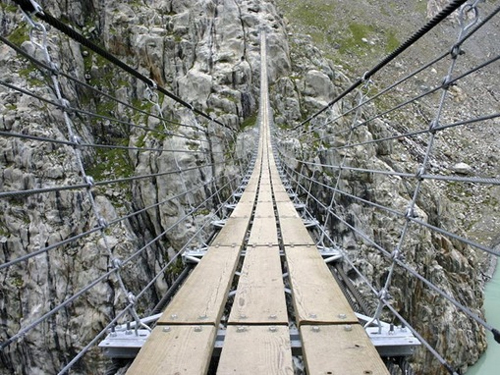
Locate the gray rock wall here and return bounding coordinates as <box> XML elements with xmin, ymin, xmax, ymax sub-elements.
<box><xmin>0</xmin><ymin>1</ymin><xmax>496</xmax><ymax>374</ymax></box>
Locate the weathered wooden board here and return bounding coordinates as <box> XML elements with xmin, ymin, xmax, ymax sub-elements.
<box><xmin>248</xmin><ymin>217</ymin><xmax>279</xmax><ymax>246</ymax></box>
<box><xmin>230</xmin><ymin>202</ymin><xmax>255</xmax><ymax>218</ymax></box>
<box><xmin>158</xmin><ymin>246</ymin><xmax>240</xmax><ymax>325</ymax></box>
<box><xmin>285</xmin><ymin>246</ymin><xmax>358</xmax><ymax>325</ymax></box>
<box><xmin>211</xmin><ymin>217</ymin><xmax>251</xmax><ymax>247</ymax></box>
<box><xmin>237</xmin><ymin>189</ymin><xmax>258</xmax><ymax>203</ymax></box>
<box><xmin>126</xmin><ymin>325</ymin><xmax>216</xmax><ymax>375</ymax></box>
<box><xmin>217</xmin><ymin>326</ymin><xmax>294</xmax><ymax>375</ymax></box>
<box><xmin>275</xmin><ymin>200</ymin><xmax>300</xmax><ymax>218</ymax></box>
<box><xmin>279</xmin><ymin>217</ymin><xmax>316</xmax><ymax>246</ymax></box>
<box><xmin>273</xmin><ymin>191</ymin><xmax>293</xmax><ymax>202</ymax></box>
<box><xmin>300</xmin><ymin>324</ymin><xmax>390</xmax><ymax>375</ymax></box>
<box><xmin>254</xmin><ymin>202</ymin><xmax>275</xmax><ymax>218</ymax></box>
<box><xmin>228</xmin><ymin>247</ymin><xmax>287</xmax><ymax>324</ymax></box>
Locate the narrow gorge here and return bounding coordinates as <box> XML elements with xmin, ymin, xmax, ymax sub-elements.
<box><xmin>1</xmin><ymin>1</ymin><xmax>499</xmax><ymax>374</ymax></box>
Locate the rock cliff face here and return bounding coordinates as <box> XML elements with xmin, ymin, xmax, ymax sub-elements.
<box><xmin>0</xmin><ymin>0</ymin><xmax>498</xmax><ymax>374</ymax></box>
<box><xmin>0</xmin><ymin>0</ymin><xmax>287</xmax><ymax>373</ymax></box>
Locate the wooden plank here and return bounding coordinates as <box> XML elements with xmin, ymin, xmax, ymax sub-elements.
<box><xmin>254</xmin><ymin>201</ymin><xmax>275</xmax><ymax>218</ymax></box>
<box><xmin>285</xmin><ymin>246</ymin><xmax>358</xmax><ymax>325</ymax></box>
<box><xmin>228</xmin><ymin>247</ymin><xmax>287</xmax><ymax>324</ymax></box>
<box><xmin>230</xmin><ymin>202</ymin><xmax>255</xmax><ymax>218</ymax></box>
<box><xmin>211</xmin><ymin>217</ymin><xmax>251</xmax><ymax>247</ymax></box>
<box><xmin>217</xmin><ymin>325</ymin><xmax>294</xmax><ymax>375</ymax></box>
<box><xmin>275</xmin><ymin>200</ymin><xmax>300</xmax><ymax>218</ymax></box>
<box><xmin>126</xmin><ymin>325</ymin><xmax>216</xmax><ymax>375</ymax></box>
<box><xmin>248</xmin><ymin>217</ymin><xmax>279</xmax><ymax>246</ymax></box>
<box><xmin>279</xmin><ymin>217</ymin><xmax>315</xmax><ymax>246</ymax></box>
<box><xmin>273</xmin><ymin>191</ymin><xmax>293</xmax><ymax>202</ymax></box>
<box><xmin>237</xmin><ymin>189</ymin><xmax>258</xmax><ymax>203</ymax></box>
<box><xmin>300</xmin><ymin>324</ymin><xmax>390</xmax><ymax>375</ymax></box>
<box><xmin>158</xmin><ymin>246</ymin><xmax>240</xmax><ymax>325</ymax></box>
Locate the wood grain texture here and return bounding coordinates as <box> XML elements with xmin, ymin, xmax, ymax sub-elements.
<box><xmin>275</xmin><ymin>200</ymin><xmax>300</xmax><ymax>218</ymax></box>
<box><xmin>126</xmin><ymin>325</ymin><xmax>216</xmax><ymax>375</ymax></box>
<box><xmin>217</xmin><ymin>326</ymin><xmax>294</xmax><ymax>375</ymax></box>
<box><xmin>273</xmin><ymin>191</ymin><xmax>293</xmax><ymax>202</ymax></box>
<box><xmin>248</xmin><ymin>217</ymin><xmax>279</xmax><ymax>246</ymax></box>
<box><xmin>237</xmin><ymin>189</ymin><xmax>258</xmax><ymax>203</ymax></box>
<box><xmin>211</xmin><ymin>217</ymin><xmax>251</xmax><ymax>247</ymax></box>
<box><xmin>158</xmin><ymin>246</ymin><xmax>240</xmax><ymax>325</ymax></box>
<box><xmin>229</xmin><ymin>246</ymin><xmax>287</xmax><ymax>324</ymax></box>
<box><xmin>230</xmin><ymin>202</ymin><xmax>255</xmax><ymax>218</ymax></box>
<box><xmin>300</xmin><ymin>324</ymin><xmax>390</xmax><ymax>375</ymax></box>
<box><xmin>285</xmin><ymin>246</ymin><xmax>358</xmax><ymax>325</ymax></box>
<box><xmin>279</xmin><ymin>217</ymin><xmax>316</xmax><ymax>246</ymax></box>
<box><xmin>254</xmin><ymin>201</ymin><xmax>275</xmax><ymax>218</ymax></box>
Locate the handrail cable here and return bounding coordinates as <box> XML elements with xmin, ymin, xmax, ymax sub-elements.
<box><xmin>280</xmin><ymin>162</ymin><xmax>499</xmax><ymax>339</ymax></box>
<box><xmin>0</xmin><ymin>129</ymin><xmax>225</xmax><ymax>156</ymax></box>
<box><xmin>0</xmin><ymin>160</ymin><xmax>226</xmax><ymax>200</ymax></box>
<box><xmin>0</xmin><ymin>34</ymin><xmax>202</xmax><ymax>131</ymax></box>
<box><xmin>292</xmin><ymin>0</ymin><xmax>469</xmax><ymax>130</ymax></box>
<box><xmin>0</xmin><ymin>172</ymin><xmax>236</xmax><ymax>271</ymax></box>
<box><xmin>11</xmin><ymin>0</ymin><xmax>229</xmax><ymax>129</ymax></box>
<box><xmin>0</xmin><ymin>79</ymin><xmax>210</xmax><ymax>145</ymax></box>
<box><xmin>292</xmin><ymin>2</ymin><xmax>500</xmax><ymax>136</ymax></box>
<box><xmin>282</xmin><ymin>161</ymin><xmax>500</xmax><ymax>258</ymax></box>
<box><xmin>0</xmin><ymin>173</ymin><xmax>240</xmax><ymax>349</ymax></box>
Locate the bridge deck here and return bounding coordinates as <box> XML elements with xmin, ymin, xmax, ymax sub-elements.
<box><xmin>126</xmin><ymin>32</ymin><xmax>389</xmax><ymax>375</ymax></box>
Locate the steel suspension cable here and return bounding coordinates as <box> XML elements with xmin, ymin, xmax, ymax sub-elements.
<box><xmin>0</xmin><ymin>79</ymin><xmax>209</xmax><ymax>145</ymax></box>
<box><xmin>280</xmin><ymin>160</ymin><xmax>499</xmax><ymax>341</ymax></box>
<box><xmin>12</xmin><ymin>0</ymin><xmax>229</xmax><ymax>129</ymax></box>
<box><xmin>292</xmin><ymin>0</ymin><xmax>469</xmax><ymax>130</ymax></box>
<box><xmin>0</xmin><ymin>34</ymin><xmax>201</xmax><ymax>131</ymax></box>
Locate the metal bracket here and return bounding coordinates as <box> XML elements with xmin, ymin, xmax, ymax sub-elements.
<box><xmin>99</xmin><ymin>315</ymin><xmax>419</xmax><ymax>359</ymax></box>
<box><xmin>356</xmin><ymin>313</ymin><xmax>421</xmax><ymax>357</ymax></box>
<box><xmin>318</xmin><ymin>246</ymin><xmax>343</xmax><ymax>263</ymax></box>
<box><xmin>211</xmin><ymin>219</ymin><xmax>227</xmax><ymax>229</ymax></box>
<box><xmin>182</xmin><ymin>247</ymin><xmax>208</xmax><ymax>264</ymax></box>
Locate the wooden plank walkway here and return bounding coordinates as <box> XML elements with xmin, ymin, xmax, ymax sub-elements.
<box><xmin>126</xmin><ymin>325</ymin><xmax>216</xmax><ymax>375</ymax></box>
<box><xmin>217</xmin><ymin>326</ymin><xmax>294</xmax><ymax>375</ymax></box>
<box><xmin>126</xmin><ymin>31</ymin><xmax>390</xmax><ymax>375</ymax></box>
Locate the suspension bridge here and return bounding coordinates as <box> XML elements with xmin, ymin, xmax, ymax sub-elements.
<box><xmin>1</xmin><ymin>0</ymin><xmax>500</xmax><ymax>374</ymax></box>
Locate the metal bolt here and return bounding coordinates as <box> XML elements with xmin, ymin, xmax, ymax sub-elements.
<box><xmin>338</xmin><ymin>313</ymin><xmax>347</xmax><ymax>319</ymax></box>
<box><xmin>194</xmin><ymin>326</ymin><xmax>203</xmax><ymax>332</ymax></box>
<box><xmin>269</xmin><ymin>314</ymin><xmax>277</xmax><ymax>320</ymax></box>
<box><xmin>269</xmin><ymin>326</ymin><xmax>277</xmax><ymax>332</ymax></box>
<box><xmin>240</xmin><ymin>314</ymin><xmax>247</xmax><ymax>319</ymax></box>
<box><xmin>311</xmin><ymin>326</ymin><xmax>320</xmax><ymax>332</ymax></box>
<box><xmin>309</xmin><ymin>313</ymin><xmax>317</xmax><ymax>319</ymax></box>
<box><xmin>163</xmin><ymin>327</ymin><xmax>171</xmax><ymax>333</ymax></box>
<box><xmin>236</xmin><ymin>326</ymin><xmax>247</xmax><ymax>333</ymax></box>
<box><xmin>171</xmin><ymin>314</ymin><xmax>178</xmax><ymax>320</ymax></box>
<box><xmin>344</xmin><ymin>325</ymin><xmax>352</xmax><ymax>332</ymax></box>
<box><xmin>198</xmin><ymin>314</ymin><xmax>207</xmax><ymax>320</ymax></box>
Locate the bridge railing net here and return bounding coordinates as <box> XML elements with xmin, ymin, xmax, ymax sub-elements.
<box><xmin>0</xmin><ymin>3</ymin><xmax>254</xmax><ymax>374</ymax></box>
<box><xmin>274</xmin><ymin>1</ymin><xmax>499</xmax><ymax>374</ymax></box>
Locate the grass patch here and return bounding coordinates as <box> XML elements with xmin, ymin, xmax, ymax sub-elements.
<box><xmin>241</xmin><ymin>111</ymin><xmax>258</xmax><ymax>129</ymax></box>
<box><xmin>86</xmin><ymin>143</ymin><xmax>134</xmax><ymax>181</ymax></box>
<box><xmin>8</xmin><ymin>24</ymin><xmax>29</xmax><ymax>45</ymax></box>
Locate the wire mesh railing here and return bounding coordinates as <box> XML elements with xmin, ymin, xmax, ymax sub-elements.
<box><xmin>0</xmin><ymin>2</ymin><xmax>256</xmax><ymax>374</ymax></box>
<box><xmin>273</xmin><ymin>1</ymin><xmax>499</xmax><ymax>374</ymax></box>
